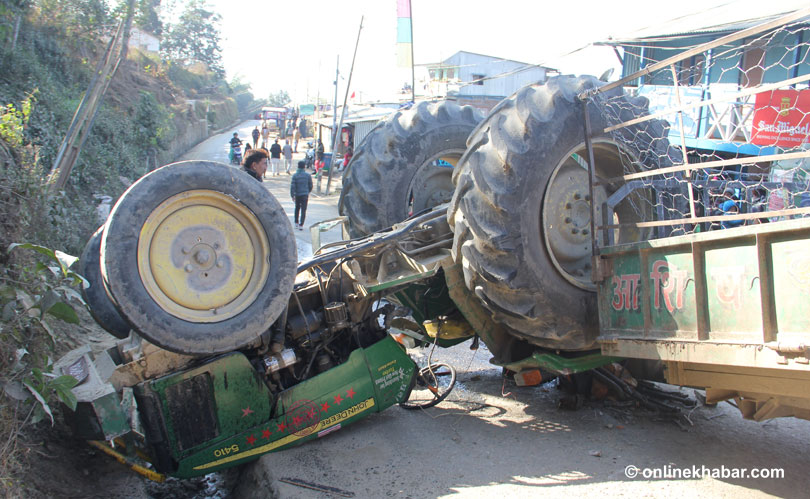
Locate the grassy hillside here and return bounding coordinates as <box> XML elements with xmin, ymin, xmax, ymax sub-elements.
<box><xmin>0</xmin><ymin>8</ymin><xmax>246</xmax><ymax>493</ymax></box>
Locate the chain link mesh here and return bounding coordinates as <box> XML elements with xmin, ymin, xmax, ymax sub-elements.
<box><xmin>583</xmin><ymin>16</ymin><xmax>810</xmax><ymax>248</ymax></box>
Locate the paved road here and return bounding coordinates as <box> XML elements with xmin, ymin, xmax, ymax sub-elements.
<box><xmin>182</xmin><ymin>122</ymin><xmax>810</xmax><ymax>499</ymax></box>
<box><xmin>179</xmin><ymin>119</ymin><xmax>345</xmax><ymax>261</ymax></box>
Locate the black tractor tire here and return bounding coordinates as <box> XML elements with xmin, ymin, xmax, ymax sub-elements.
<box><xmin>100</xmin><ymin>161</ymin><xmax>297</xmax><ymax>355</ymax></box>
<box><xmin>448</xmin><ymin>75</ymin><xmax>681</xmax><ymax>351</ymax></box>
<box><xmin>339</xmin><ymin>101</ymin><xmax>483</xmax><ymax>237</ymax></box>
<box><xmin>78</xmin><ymin>227</ymin><xmax>132</xmax><ymax>339</ymax></box>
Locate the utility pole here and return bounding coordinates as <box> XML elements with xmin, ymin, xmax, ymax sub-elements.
<box><xmin>318</xmin><ymin>57</ymin><xmax>340</xmax><ymax>193</ymax></box>
<box><xmin>48</xmin><ymin>0</ymin><xmax>136</xmax><ymax>193</ymax></box>
<box><xmin>331</xmin><ymin>56</ymin><xmax>339</xmax><ymax>154</ymax></box>
<box><xmin>326</xmin><ymin>16</ymin><xmax>363</xmax><ymax>195</ymax></box>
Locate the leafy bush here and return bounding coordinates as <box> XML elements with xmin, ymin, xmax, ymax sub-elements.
<box><xmin>134</xmin><ymin>90</ymin><xmax>175</xmax><ymax>150</ymax></box>
<box><xmin>0</xmin><ymin>243</ymin><xmax>86</xmax><ymax>491</ymax></box>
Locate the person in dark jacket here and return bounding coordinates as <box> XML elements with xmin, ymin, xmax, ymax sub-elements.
<box><xmin>242</xmin><ymin>149</ymin><xmax>268</xmax><ymax>182</ymax></box>
<box><xmin>290</xmin><ymin>160</ymin><xmax>313</xmax><ymax>230</ymax></box>
<box><xmin>269</xmin><ymin>139</ymin><xmax>282</xmax><ymax>176</ymax></box>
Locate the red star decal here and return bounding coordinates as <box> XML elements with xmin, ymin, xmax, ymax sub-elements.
<box><xmin>346</xmin><ymin>388</ymin><xmax>356</xmax><ymax>399</ymax></box>
<box><xmin>241</xmin><ymin>406</ymin><xmax>254</xmax><ymax>417</ymax></box>
<box><xmin>334</xmin><ymin>394</ymin><xmax>343</xmax><ymax>405</ymax></box>
<box><xmin>307</xmin><ymin>408</ymin><xmax>317</xmax><ymax>419</ymax></box>
<box><xmin>246</xmin><ymin>435</ymin><xmax>256</xmax><ymax>445</ymax></box>
<box><xmin>292</xmin><ymin>416</ymin><xmax>302</xmax><ymax>426</ymax></box>
<box><xmin>277</xmin><ymin>422</ymin><xmax>287</xmax><ymax>432</ymax></box>
<box><xmin>321</xmin><ymin>402</ymin><xmax>330</xmax><ymax>412</ymax></box>
<box><xmin>262</xmin><ymin>429</ymin><xmax>271</xmax><ymax>439</ymax></box>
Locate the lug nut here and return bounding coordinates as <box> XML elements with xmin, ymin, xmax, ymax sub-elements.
<box><xmin>574</xmin><ymin>193</ymin><xmax>581</xmax><ymax>200</ymax></box>
<box><xmin>565</xmin><ymin>217</ymin><xmax>572</xmax><ymax>224</ymax></box>
<box><xmin>572</xmin><ymin>228</ymin><xmax>579</xmax><ymax>234</ymax></box>
<box><xmin>582</xmin><ymin>229</ymin><xmax>589</xmax><ymax>235</ymax></box>
<box><xmin>184</xmin><ymin>264</ymin><xmax>193</xmax><ymax>273</ymax></box>
<box><xmin>565</xmin><ymin>203</ymin><xmax>572</xmax><ymax>209</ymax></box>
<box><xmin>181</xmin><ymin>246</ymin><xmax>190</xmax><ymax>254</ymax></box>
<box><xmin>194</xmin><ymin>249</ymin><xmax>211</xmax><ymax>265</ymax></box>
<box><xmin>585</xmin><ymin>195</ymin><xmax>591</xmax><ymax>201</ymax></box>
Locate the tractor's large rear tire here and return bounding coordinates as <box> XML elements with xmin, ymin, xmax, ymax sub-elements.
<box><xmin>448</xmin><ymin>75</ymin><xmax>681</xmax><ymax>351</ymax></box>
<box><xmin>79</xmin><ymin>227</ymin><xmax>131</xmax><ymax>339</ymax></box>
<box><xmin>339</xmin><ymin>101</ymin><xmax>483</xmax><ymax>237</ymax></box>
<box><xmin>101</xmin><ymin>161</ymin><xmax>297</xmax><ymax>355</ymax></box>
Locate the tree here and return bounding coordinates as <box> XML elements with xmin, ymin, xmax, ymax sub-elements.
<box><xmin>267</xmin><ymin>90</ymin><xmax>290</xmax><ymax>107</ymax></box>
<box><xmin>134</xmin><ymin>0</ymin><xmax>161</xmax><ymax>35</ymax></box>
<box><xmin>161</xmin><ymin>0</ymin><xmax>224</xmax><ymax>78</ymax></box>
<box><xmin>29</xmin><ymin>0</ymin><xmax>110</xmax><ymax>40</ymax></box>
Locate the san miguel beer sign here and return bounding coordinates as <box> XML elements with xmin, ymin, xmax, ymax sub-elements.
<box><xmin>751</xmin><ymin>89</ymin><xmax>810</xmax><ymax>147</ymax></box>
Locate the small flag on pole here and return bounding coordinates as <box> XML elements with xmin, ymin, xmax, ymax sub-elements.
<box><xmin>396</xmin><ymin>0</ymin><xmax>412</xmax><ymax>68</ymax></box>
<box><xmin>351</xmin><ymin>91</ymin><xmax>356</xmax><ymax>99</ymax></box>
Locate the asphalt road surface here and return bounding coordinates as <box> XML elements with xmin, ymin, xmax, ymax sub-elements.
<box><xmin>179</xmin><ymin>120</ymin><xmax>345</xmax><ymax>261</ymax></box>
<box><xmin>183</xmin><ymin>122</ymin><xmax>810</xmax><ymax>499</ymax></box>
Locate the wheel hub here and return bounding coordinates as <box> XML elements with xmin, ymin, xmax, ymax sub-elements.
<box><xmin>542</xmin><ymin>153</ymin><xmax>605</xmax><ymax>289</ymax></box>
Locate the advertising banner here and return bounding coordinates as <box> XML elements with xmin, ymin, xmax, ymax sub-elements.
<box><xmin>751</xmin><ymin>89</ymin><xmax>810</xmax><ymax>147</ymax></box>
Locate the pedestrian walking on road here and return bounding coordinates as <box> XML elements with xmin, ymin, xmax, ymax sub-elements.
<box><xmin>269</xmin><ymin>139</ymin><xmax>282</xmax><ymax>176</ymax></box>
<box><xmin>242</xmin><ymin>149</ymin><xmax>268</xmax><ymax>182</ymax></box>
<box><xmin>290</xmin><ymin>160</ymin><xmax>313</xmax><ymax>230</ymax></box>
<box><xmin>261</xmin><ymin>122</ymin><xmax>270</xmax><ymax>148</ymax></box>
<box><xmin>282</xmin><ymin>140</ymin><xmax>293</xmax><ymax>174</ymax></box>
<box><xmin>251</xmin><ymin>126</ymin><xmax>260</xmax><ymax>148</ymax></box>
<box><xmin>292</xmin><ymin>127</ymin><xmax>300</xmax><ymax>153</ymax></box>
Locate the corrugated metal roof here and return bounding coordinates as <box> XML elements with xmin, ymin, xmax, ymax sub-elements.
<box><xmin>314</xmin><ymin>106</ymin><xmax>395</xmax><ymax>126</ymax></box>
<box><xmin>600</xmin><ymin>1</ymin><xmax>809</xmax><ymax>45</ymax></box>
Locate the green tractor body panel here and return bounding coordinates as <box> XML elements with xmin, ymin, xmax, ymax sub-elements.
<box><xmin>134</xmin><ymin>336</ymin><xmax>415</xmax><ymax>478</ymax></box>
<box><xmin>597</xmin><ymin>218</ymin><xmax>810</xmax><ymax>370</ymax></box>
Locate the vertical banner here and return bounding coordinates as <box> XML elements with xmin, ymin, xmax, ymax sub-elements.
<box><xmin>396</xmin><ymin>0</ymin><xmax>412</xmax><ymax>68</ymax></box>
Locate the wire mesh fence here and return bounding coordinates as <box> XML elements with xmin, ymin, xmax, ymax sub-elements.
<box><xmin>581</xmin><ymin>8</ymin><xmax>810</xmax><ymax>249</ymax></box>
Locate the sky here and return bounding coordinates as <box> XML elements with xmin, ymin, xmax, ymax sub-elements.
<box><xmin>199</xmin><ymin>0</ymin><xmax>805</xmax><ymax>104</ymax></box>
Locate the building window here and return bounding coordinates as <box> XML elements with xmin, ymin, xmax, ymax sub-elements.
<box><xmin>445</xmin><ymin>68</ymin><xmax>455</xmax><ymax>80</ymax></box>
<box><xmin>472</xmin><ymin>74</ymin><xmax>485</xmax><ymax>85</ymax></box>
<box><xmin>677</xmin><ymin>54</ymin><xmax>705</xmax><ymax>86</ymax></box>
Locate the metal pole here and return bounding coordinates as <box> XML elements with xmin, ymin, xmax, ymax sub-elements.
<box><xmin>318</xmin><ymin>57</ymin><xmax>339</xmax><ymax>193</ymax></box>
<box><xmin>326</xmin><ymin>16</ymin><xmax>364</xmax><ymax>195</ymax></box>
<box><xmin>331</xmin><ymin>55</ymin><xmax>339</xmax><ymax>148</ymax></box>
<box><xmin>582</xmin><ymin>101</ymin><xmax>599</xmax><ymax>261</ymax></box>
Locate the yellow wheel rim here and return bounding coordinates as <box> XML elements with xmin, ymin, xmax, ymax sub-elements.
<box><xmin>137</xmin><ymin>190</ymin><xmax>270</xmax><ymax>322</ymax></box>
